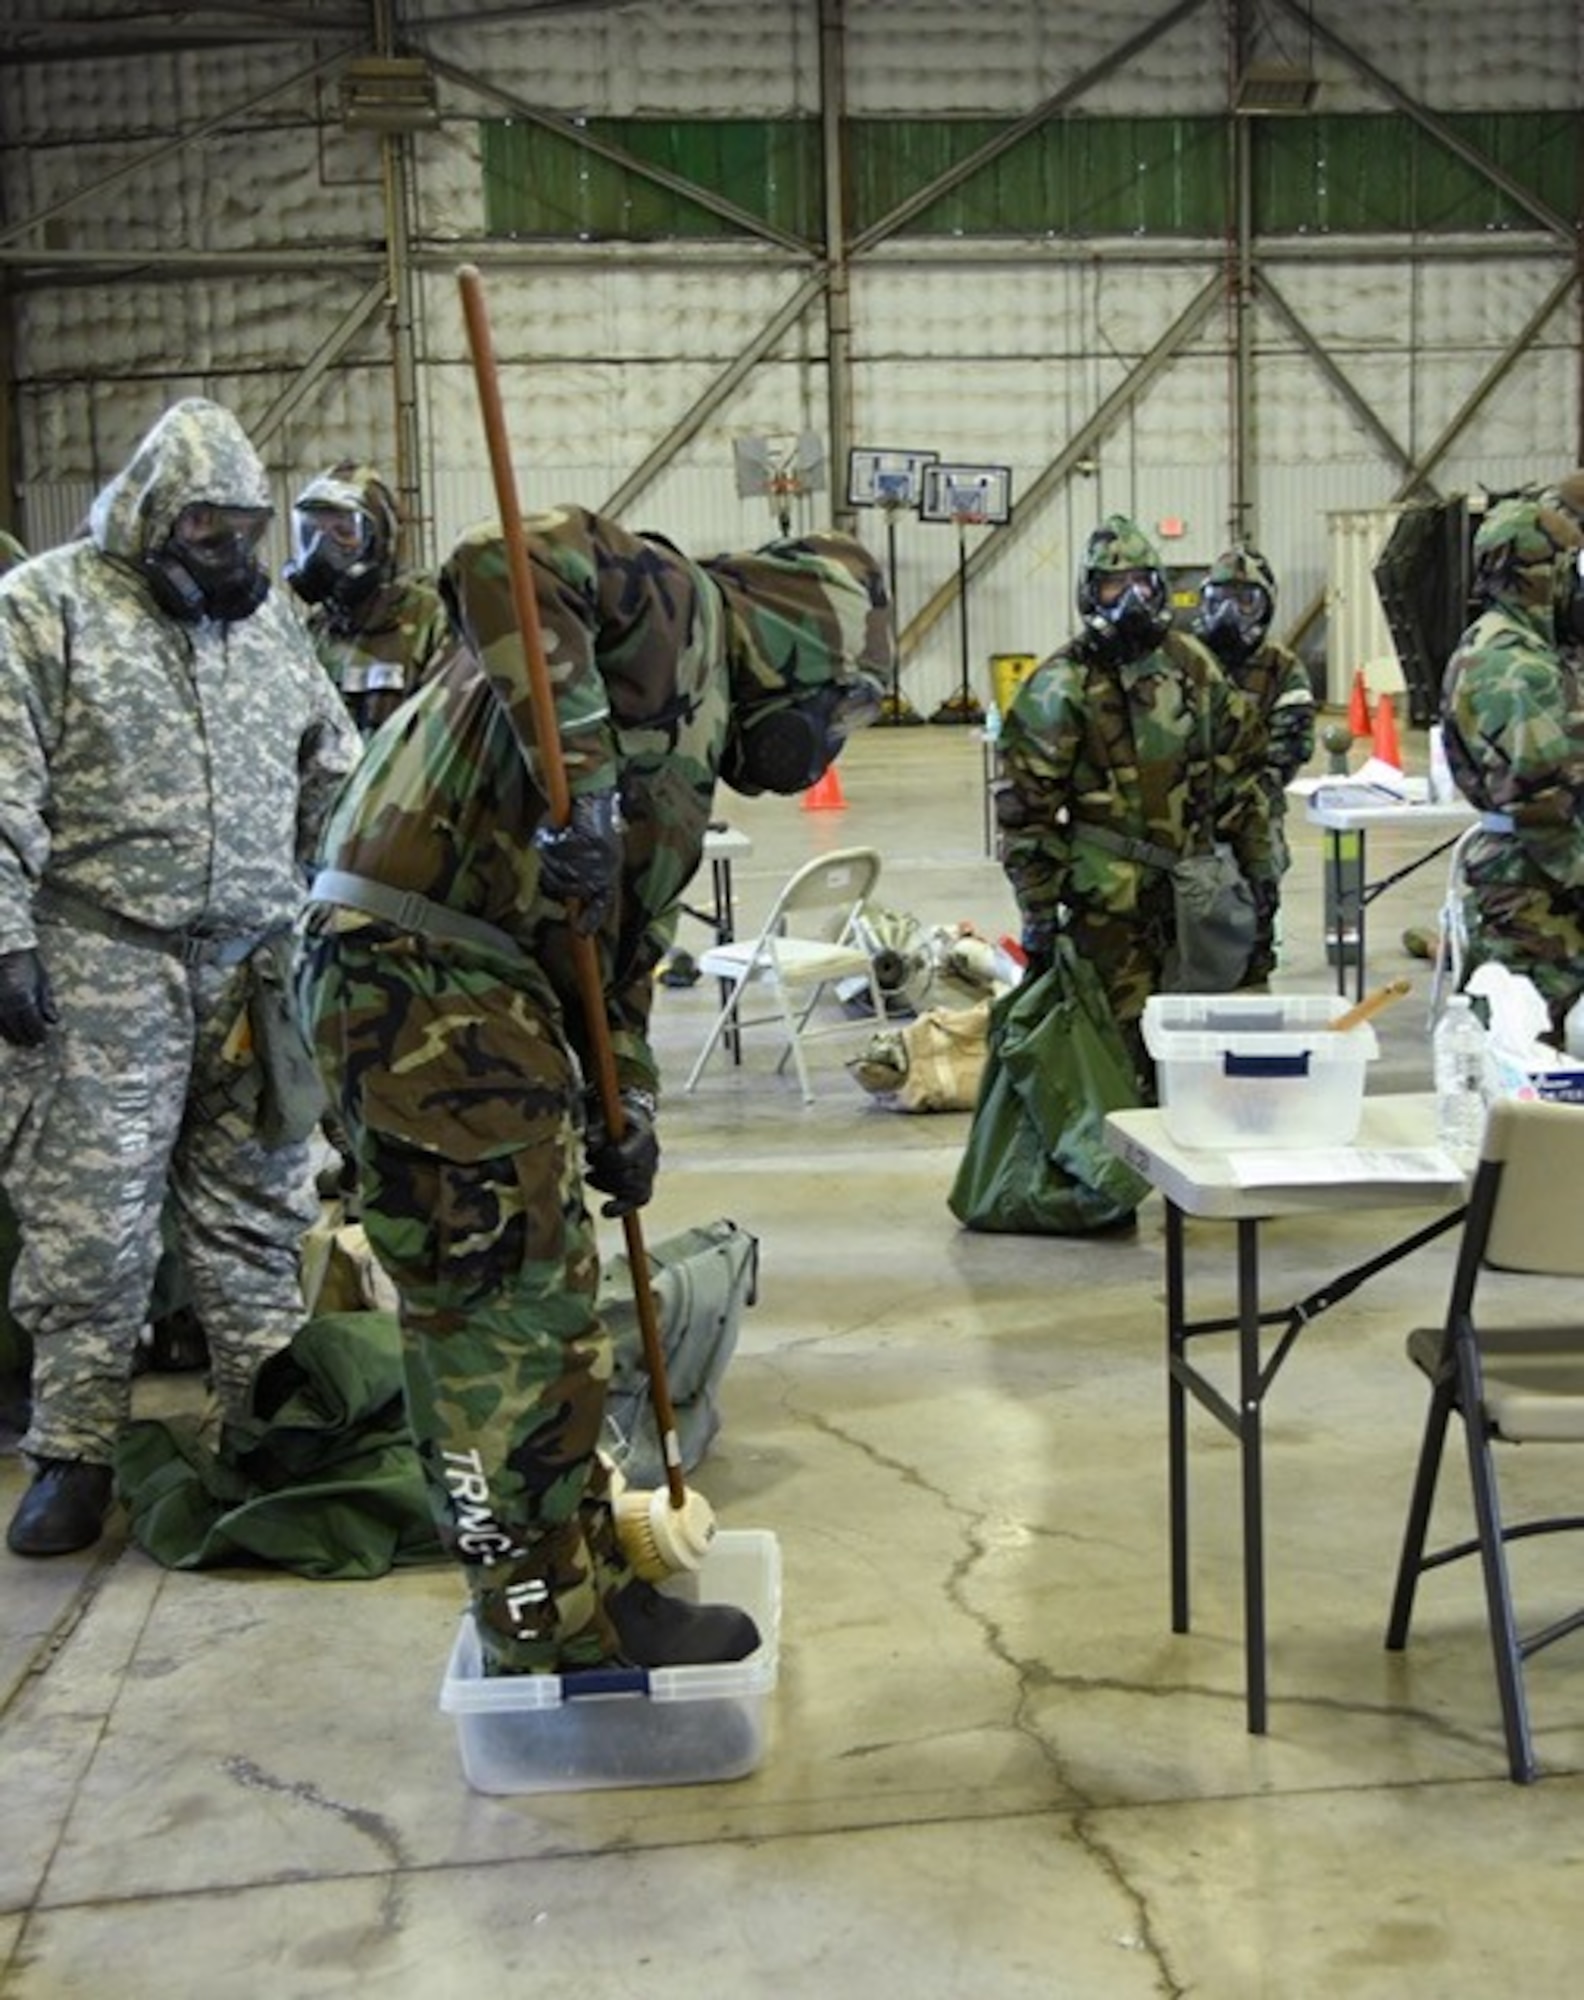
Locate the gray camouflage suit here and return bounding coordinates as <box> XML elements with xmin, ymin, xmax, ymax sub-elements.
<box><xmin>0</xmin><ymin>399</ymin><xmax>360</xmax><ymax>1467</ymax></box>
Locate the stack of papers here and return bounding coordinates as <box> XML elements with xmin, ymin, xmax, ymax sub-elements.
<box><xmin>1227</xmin><ymin>1147</ymin><xmax>1466</xmax><ymax>1188</ymax></box>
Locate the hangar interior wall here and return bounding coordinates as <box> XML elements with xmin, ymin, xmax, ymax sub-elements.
<box><xmin>0</xmin><ymin>0</ymin><xmax>1579</xmax><ymax>714</ymax></box>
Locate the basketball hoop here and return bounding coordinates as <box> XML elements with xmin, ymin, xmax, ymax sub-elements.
<box><xmin>918</xmin><ymin>463</ymin><xmax>1013</xmax><ymax>724</ymax></box>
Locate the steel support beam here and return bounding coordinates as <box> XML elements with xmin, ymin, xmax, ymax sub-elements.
<box><xmin>1268</xmin><ymin>0</ymin><xmax>1573</xmax><ymax>243</ymax></box>
<box><xmin>849</xmin><ymin>0</ymin><xmax>1212</xmax><ymax>255</ymax></box>
<box><xmin>1256</xmin><ymin>275</ymin><xmax>1420</xmax><ymax>484</ymax></box>
<box><xmin>898</xmin><ymin>275</ymin><xmax>1224</xmax><ymax>660</ymax></box>
<box><xmin>600</xmin><ymin>270</ymin><xmax>829</xmax><ymax>520</ymax></box>
<box><xmin>428</xmin><ymin>55</ymin><xmax>818</xmax><ymax>258</ymax></box>
<box><xmin>1283</xmin><ymin>266</ymin><xmax>1578</xmax><ymax>655</ymax></box>
<box><xmin>820</xmin><ymin>0</ymin><xmax>854</xmax><ymax>534</ymax></box>
<box><xmin>0</xmin><ymin>52</ymin><xmax>355</xmax><ymax>252</ymax></box>
<box><xmin>250</xmin><ymin>279</ymin><xmax>391</xmax><ymax>445</ymax></box>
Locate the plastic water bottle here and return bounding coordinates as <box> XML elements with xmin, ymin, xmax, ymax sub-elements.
<box><xmin>1433</xmin><ymin>994</ymin><xmax>1487</xmax><ymax>1162</ymax></box>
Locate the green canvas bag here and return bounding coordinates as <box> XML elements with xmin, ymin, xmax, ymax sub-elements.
<box><xmin>948</xmin><ymin>941</ymin><xmax>1150</xmax><ymax>1235</ymax></box>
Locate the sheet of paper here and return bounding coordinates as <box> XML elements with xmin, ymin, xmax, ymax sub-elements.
<box><xmin>1309</xmin><ymin>781</ymin><xmax>1416</xmax><ymax>811</ymax></box>
<box><xmin>1227</xmin><ymin>1147</ymin><xmax>1466</xmax><ymax>1188</ymax></box>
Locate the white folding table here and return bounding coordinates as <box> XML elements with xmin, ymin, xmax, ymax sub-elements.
<box><xmin>1104</xmin><ymin>1094</ymin><xmax>1468</xmax><ymax>1735</ymax></box>
<box><xmin>1303</xmin><ymin>790</ymin><xmax>1475</xmax><ymax>1001</ymax></box>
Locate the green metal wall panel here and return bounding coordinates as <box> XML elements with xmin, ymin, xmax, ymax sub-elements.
<box><xmin>482</xmin><ymin>117</ymin><xmax>822</xmax><ymax>239</ymax></box>
<box><xmin>1255</xmin><ymin>113</ymin><xmax>1580</xmax><ymax>233</ymax></box>
<box><xmin>482</xmin><ymin>113</ymin><xmax>1579</xmax><ymax>242</ymax></box>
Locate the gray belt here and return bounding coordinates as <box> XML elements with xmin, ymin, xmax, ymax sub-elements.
<box><xmin>35</xmin><ymin>886</ymin><xmax>271</xmax><ymax>969</ymax></box>
<box><xmin>308</xmin><ymin>869</ymin><xmax>527</xmax><ymax>962</ymax></box>
<box><xmin>1478</xmin><ymin>811</ymin><xmax>1515</xmax><ymax>834</ymax></box>
<box><xmin>1071</xmin><ymin>823</ymin><xmax>1181</xmax><ymax>871</ymax></box>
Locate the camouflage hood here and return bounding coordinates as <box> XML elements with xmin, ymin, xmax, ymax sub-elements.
<box><xmin>1472</xmin><ymin>497</ymin><xmax>1583</xmax><ymax>631</ymax></box>
<box><xmin>1203</xmin><ymin>545</ymin><xmax>1277</xmax><ymax>603</ymax></box>
<box><xmin>1083</xmin><ymin>514</ymin><xmax>1162</xmax><ymax>575</ymax></box>
<box><xmin>88</xmin><ymin>398</ymin><xmax>272</xmax><ymax>562</ymax></box>
<box><xmin>701</xmin><ymin>530</ymin><xmax>893</xmax><ymax>708</ymax></box>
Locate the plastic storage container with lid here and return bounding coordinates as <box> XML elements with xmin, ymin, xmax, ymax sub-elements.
<box><xmin>438</xmin><ymin>1528</ymin><xmax>781</xmax><ymax>1794</ymax></box>
<box><xmin>1142</xmin><ymin>993</ymin><xmax>1379</xmax><ymax>1149</ymax></box>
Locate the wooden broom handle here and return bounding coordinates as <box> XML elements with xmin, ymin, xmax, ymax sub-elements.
<box><xmin>457</xmin><ymin>264</ymin><xmax>687</xmax><ymax>1508</ymax></box>
<box><xmin>1328</xmin><ymin>977</ymin><xmax>1412</xmax><ymax>1033</ymax></box>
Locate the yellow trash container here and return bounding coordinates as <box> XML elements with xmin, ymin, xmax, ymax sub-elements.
<box><xmin>989</xmin><ymin>652</ymin><xmax>1040</xmax><ymax>716</ymax></box>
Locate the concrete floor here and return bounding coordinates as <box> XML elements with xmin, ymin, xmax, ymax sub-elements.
<box><xmin>3</xmin><ymin>718</ymin><xmax>1580</xmax><ymax>1999</ymax></box>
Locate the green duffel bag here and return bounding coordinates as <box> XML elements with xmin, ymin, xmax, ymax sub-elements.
<box><xmin>948</xmin><ymin>940</ymin><xmax>1149</xmax><ymax>1236</ymax></box>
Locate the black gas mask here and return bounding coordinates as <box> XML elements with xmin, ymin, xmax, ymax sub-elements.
<box><xmin>143</xmin><ymin>503</ymin><xmax>271</xmax><ymax>624</ymax></box>
<box><xmin>720</xmin><ymin>674</ymin><xmax>884</xmax><ymax>797</ymax></box>
<box><xmin>284</xmin><ymin>503</ymin><xmax>382</xmax><ymax>617</ymax></box>
<box><xmin>1078</xmin><ymin>565</ymin><xmax>1172</xmax><ymax>662</ymax></box>
<box><xmin>1194</xmin><ymin>582</ymin><xmax>1271</xmax><ymax>667</ymax></box>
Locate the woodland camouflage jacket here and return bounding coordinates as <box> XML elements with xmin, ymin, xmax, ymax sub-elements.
<box><xmin>998</xmin><ymin>628</ymin><xmax>1276</xmax><ymax>932</ymax></box>
<box><xmin>313</xmin><ymin>503</ymin><xmax>889</xmax><ymax>1094</ymax></box>
<box><xmin>1443</xmin><ymin>599</ymin><xmax>1584</xmax><ymax>894</ymax></box>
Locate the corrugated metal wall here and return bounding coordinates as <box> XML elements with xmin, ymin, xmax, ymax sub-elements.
<box><xmin>1</xmin><ymin>0</ymin><xmax>1580</xmax><ymax>717</ymax></box>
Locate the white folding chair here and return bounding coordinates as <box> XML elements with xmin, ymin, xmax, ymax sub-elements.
<box><xmin>1385</xmin><ymin>1096</ymin><xmax>1584</xmax><ymax>1782</ymax></box>
<box><xmin>682</xmin><ymin>846</ymin><xmax>886</xmax><ymax>1103</ymax></box>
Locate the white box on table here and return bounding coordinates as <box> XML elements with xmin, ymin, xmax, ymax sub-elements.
<box><xmin>1142</xmin><ymin>994</ymin><xmax>1378</xmax><ymax>1150</ymax></box>
<box><xmin>438</xmin><ymin>1528</ymin><xmax>780</xmax><ymax>1795</ymax></box>
<box><xmin>1483</xmin><ymin>1047</ymin><xmax>1584</xmax><ymax>1107</ymax></box>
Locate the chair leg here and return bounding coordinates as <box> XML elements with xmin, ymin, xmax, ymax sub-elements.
<box><xmin>779</xmin><ymin>979</ymin><xmax>814</xmax><ymax>1103</ymax></box>
<box><xmin>1461</xmin><ymin>1412</ymin><xmax>1538</xmax><ymax>1784</ymax></box>
<box><xmin>1385</xmin><ymin>1380</ymin><xmax>1454</xmax><ymax>1650</ymax></box>
<box><xmin>684</xmin><ymin>978</ymin><xmax>747</xmax><ymax>1093</ymax></box>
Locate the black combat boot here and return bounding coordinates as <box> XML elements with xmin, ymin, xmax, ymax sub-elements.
<box><xmin>606</xmin><ymin>1578</ymin><xmax>760</xmax><ymax>1668</ymax></box>
<box><xmin>6</xmin><ymin>1458</ymin><xmax>115</xmax><ymax>1557</ymax></box>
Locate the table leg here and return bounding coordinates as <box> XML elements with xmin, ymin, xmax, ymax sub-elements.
<box><xmin>710</xmin><ymin>853</ymin><xmax>741</xmax><ymax>1065</ymax></box>
<box><xmin>1236</xmin><ymin>1217</ymin><xmax>1267</xmax><ymax>1736</ymax></box>
<box><xmin>1352</xmin><ymin>831</ymin><xmax>1368</xmax><ymax>1003</ymax></box>
<box><xmin>1165</xmin><ymin>1201</ymin><xmax>1190</xmax><ymax>1634</ymax></box>
<box><xmin>1326</xmin><ymin>832</ymin><xmax>1345</xmax><ymax>999</ymax></box>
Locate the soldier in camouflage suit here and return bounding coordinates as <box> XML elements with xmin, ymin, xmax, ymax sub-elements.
<box><xmin>286</xmin><ymin>462</ymin><xmax>453</xmax><ymax>736</ymax></box>
<box><xmin>0</xmin><ymin>398</ymin><xmax>361</xmax><ymax>1557</ymax></box>
<box><xmin>996</xmin><ymin>515</ymin><xmax>1274</xmax><ymax>1093</ymax></box>
<box><xmin>1192</xmin><ymin>546</ymin><xmax>1316</xmax><ymax>980</ymax></box>
<box><xmin>1440</xmin><ymin>497</ymin><xmax>1584</xmax><ymax>1038</ymax></box>
<box><xmin>295</xmin><ymin>503</ymin><xmax>889</xmax><ymax>1674</ymax></box>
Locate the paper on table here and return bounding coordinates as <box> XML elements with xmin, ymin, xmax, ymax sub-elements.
<box><xmin>1227</xmin><ymin>1147</ymin><xmax>1466</xmax><ymax>1187</ymax></box>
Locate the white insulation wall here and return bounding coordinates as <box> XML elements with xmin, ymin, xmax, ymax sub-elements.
<box><xmin>2</xmin><ymin>0</ymin><xmax>1581</xmax><ymax>714</ymax></box>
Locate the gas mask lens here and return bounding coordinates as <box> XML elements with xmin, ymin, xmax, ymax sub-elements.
<box><xmin>291</xmin><ymin>505</ymin><xmax>369</xmax><ymax>574</ymax></box>
<box><xmin>285</xmin><ymin>504</ymin><xmax>377</xmax><ymax>607</ymax></box>
<box><xmin>173</xmin><ymin>504</ymin><xmax>270</xmax><ymax>562</ymax></box>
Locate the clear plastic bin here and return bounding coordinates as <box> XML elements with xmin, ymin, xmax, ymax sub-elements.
<box><xmin>1142</xmin><ymin>994</ymin><xmax>1378</xmax><ymax>1149</ymax></box>
<box><xmin>438</xmin><ymin>1528</ymin><xmax>780</xmax><ymax>1794</ymax></box>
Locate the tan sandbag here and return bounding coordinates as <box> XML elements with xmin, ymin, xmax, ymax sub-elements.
<box><xmin>848</xmin><ymin>999</ymin><xmax>991</xmax><ymax>1112</ymax></box>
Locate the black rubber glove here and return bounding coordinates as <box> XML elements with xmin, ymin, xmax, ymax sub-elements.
<box><xmin>1019</xmin><ymin>919</ymin><xmax>1056</xmax><ymax>984</ymax></box>
<box><xmin>583</xmin><ymin>1087</ymin><xmax>659</xmax><ymax>1218</ymax></box>
<box><xmin>0</xmin><ymin>948</ymin><xmax>59</xmax><ymax>1049</ymax></box>
<box><xmin>532</xmin><ymin>791</ymin><xmax>624</xmax><ymax>937</ymax></box>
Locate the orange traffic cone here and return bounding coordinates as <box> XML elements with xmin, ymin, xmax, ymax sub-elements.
<box><xmin>1346</xmin><ymin>668</ymin><xmax>1372</xmax><ymax>740</ymax></box>
<box><xmin>801</xmin><ymin>763</ymin><xmax>847</xmax><ymax>812</ymax></box>
<box><xmin>1372</xmin><ymin>691</ymin><xmax>1402</xmax><ymax>771</ymax></box>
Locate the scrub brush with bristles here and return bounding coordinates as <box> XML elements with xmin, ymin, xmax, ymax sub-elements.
<box><xmin>603</xmin><ymin>1454</ymin><xmax>717</xmax><ymax>1579</ymax></box>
